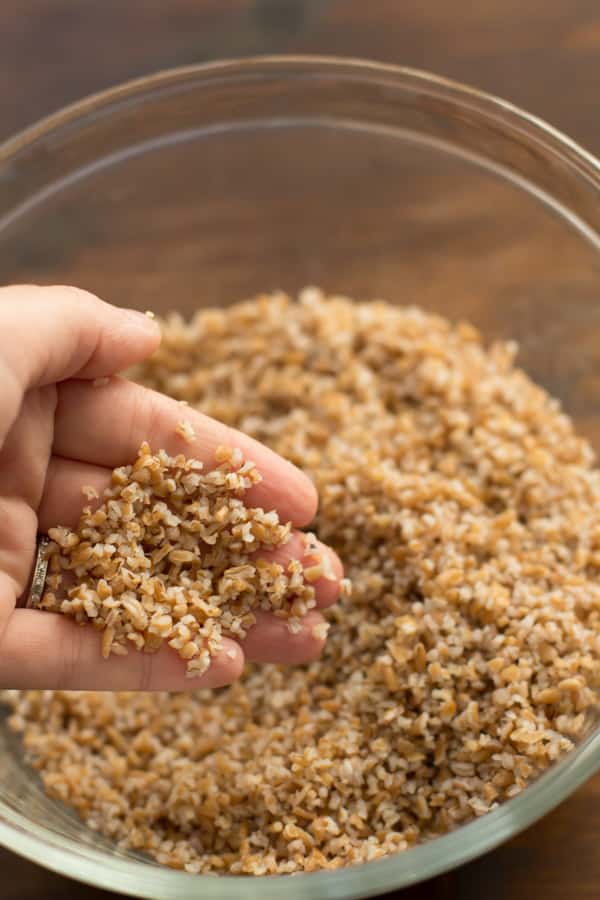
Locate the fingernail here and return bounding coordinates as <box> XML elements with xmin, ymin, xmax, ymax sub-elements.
<box><xmin>123</xmin><ymin>308</ymin><xmax>160</xmax><ymax>333</ymax></box>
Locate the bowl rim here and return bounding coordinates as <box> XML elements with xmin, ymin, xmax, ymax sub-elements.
<box><xmin>1</xmin><ymin>53</ymin><xmax>600</xmax><ymax>182</ymax></box>
<box><xmin>2</xmin><ymin>727</ymin><xmax>600</xmax><ymax>898</ymax></box>
<box><xmin>1</xmin><ymin>54</ymin><xmax>599</xmax><ymax>898</ymax></box>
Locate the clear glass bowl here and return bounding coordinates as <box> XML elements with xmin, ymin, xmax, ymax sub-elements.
<box><xmin>0</xmin><ymin>56</ymin><xmax>599</xmax><ymax>898</ymax></box>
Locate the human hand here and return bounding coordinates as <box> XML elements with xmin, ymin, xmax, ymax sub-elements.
<box><xmin>0</xmin><ymin>285</ymin><xmax>342</xmax><ymax>691</ymax></box>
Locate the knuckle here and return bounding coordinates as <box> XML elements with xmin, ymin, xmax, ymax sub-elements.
<box><xmin>48</xmin><ymin>284</ymin><xmax>102</xmax><ymax>309</ymax></box>
<box><xmin>137</xmin><ymin>651</ymin><xmax>155</xmax><ymax>692</ymax></box>
<box><xmin>0</xmin><ymin>357</ymin><xmax>23</xmax><ymax>434</ymax></box>
<box><xmin>57</xmin><ymin>624</ymin><xmax>84</xmax><ymax>690</ymax></box>
<box><xmin>129</xmin><ymin>387</ymin><xmax>163</xmax><ymax>452</ymax></box>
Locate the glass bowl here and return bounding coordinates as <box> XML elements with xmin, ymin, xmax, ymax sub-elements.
<box><xmin>0</xmin><ymin>56</ymin><xmax>599</xmax><ymax>899</ymax></box>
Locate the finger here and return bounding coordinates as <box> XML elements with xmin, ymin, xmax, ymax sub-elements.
<box><xmin>0</xmin><ymin>285</ymin><xmax>161</xmax><ymax>397</ymax></box>
<box><xmin>240</xmin><ymin>610</ymin><xmax>329</xmax><ymax>664</ymax></box>
<box><xmin>37</xmin><ymin>456</ymin><xmax>109</xmax><ymax>532</ymax></box>
<box><xmin>54</xmin><ymin>377</ymin><xmax>318</xmax><ymax>526</ymax></box>
<box><xmin>0</xmin><ymin>387</ymin><xmax>54</xmax><ymax>593</ymax></box>
<box><xmin>254</xmin><ymin>531</ymin><xmax>343</xmax><ymax>609</ymax></box>
<box><xmin>0</xmin><ymin>609</ymin><xmax>244</xmax><ymax>691</ymax></box>
<box><xmin>0</xmin><ymin>385</ymin><xmax>55</xmax><ymax>510</ymax></box>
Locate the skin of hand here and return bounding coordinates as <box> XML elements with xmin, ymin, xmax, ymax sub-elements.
<box><xmin>0</xmin><ymin>285</ymin><xmax>342</xmax><ymax>691</ymax></box>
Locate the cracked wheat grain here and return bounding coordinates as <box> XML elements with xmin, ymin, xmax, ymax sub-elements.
<box><xmin>5</xmin><ymin>289</ymin><xmax>600</xmax><ymax>875</ymax></box>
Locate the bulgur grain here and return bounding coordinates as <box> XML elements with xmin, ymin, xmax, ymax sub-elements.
<box><xmin>175</xmin><ymin>419</ymin><xmax>196</xmax><ymax>443</ymax></box>
<box><xmin>311</xmin><ymin>622</ymin><xmax>330</xmax><ymax>641</ymax></box>
<box><xmin>5</xmin><ymin>289</ymin><xmax>600</xmax><ymax>876</ymax></box>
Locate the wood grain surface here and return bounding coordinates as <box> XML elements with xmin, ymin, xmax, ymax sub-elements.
<box><xmin>1</xmin><ymin>2</ymin><xmax>600</xmax><ymax>898</ymax></box>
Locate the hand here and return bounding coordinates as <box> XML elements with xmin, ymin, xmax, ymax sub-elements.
<box><xmin>0</xmin><ymin>285</ymin><xmax>342</xmax><ymax>691</ymax></box>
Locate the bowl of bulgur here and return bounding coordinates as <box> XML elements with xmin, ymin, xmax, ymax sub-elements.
<box><xmin>1</xmin><ymin>57</ymin><xmax>600</xmax><ymax>899</ymax></box>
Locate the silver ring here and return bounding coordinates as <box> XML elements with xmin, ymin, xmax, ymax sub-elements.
<box><xmin>26</xmin><ymin>535</ymin><xmax>50</xmax><ymax>609</ymax></box>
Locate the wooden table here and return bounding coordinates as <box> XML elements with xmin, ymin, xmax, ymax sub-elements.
<box><xmin>1</xmin><ymin>1</ymin><xmax>600</xmax><ymax>897</ymax></box>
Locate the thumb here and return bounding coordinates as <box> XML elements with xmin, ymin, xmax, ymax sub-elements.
<box><xmin>0</xmin><ymin>284</ymin><xmax>160</xmax><ymax>392</ymax></box>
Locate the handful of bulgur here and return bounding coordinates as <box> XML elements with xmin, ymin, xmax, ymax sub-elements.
<box><xmin>42</xmin><ymin>443</ymin><xmax>317</xmax><ymax>676</ymax></box>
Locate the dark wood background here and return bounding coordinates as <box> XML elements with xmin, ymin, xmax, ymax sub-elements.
<box><xmin>2</xmin><ymin>1</ymin><xmax>600</xmax><ymax>898</ymax></box>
